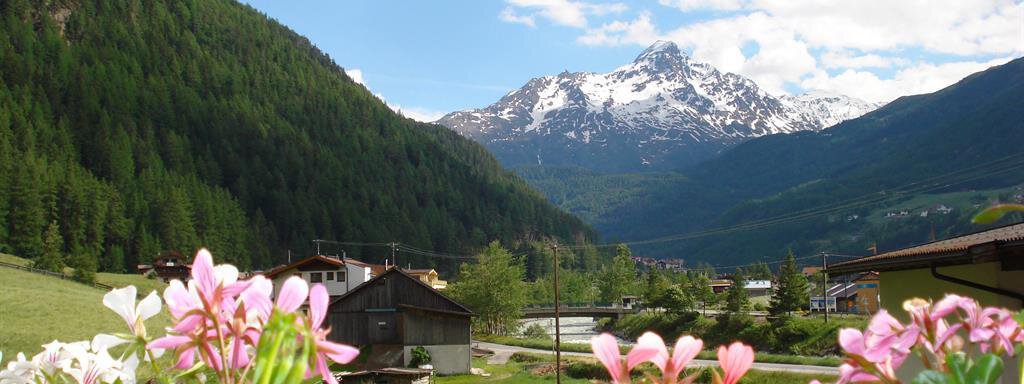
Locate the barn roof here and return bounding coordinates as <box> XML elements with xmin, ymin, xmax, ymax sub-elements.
<box><xmin>828</xmin><ymin>222</ymin><xmax>1024</xmax><ymax>274</ymax></box>
<box><xmin>329</xmin><ymin>267</ymin><xmax>472</xmax><ymax>315</ymax></box>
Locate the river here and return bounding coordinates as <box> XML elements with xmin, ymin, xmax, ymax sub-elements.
<box><xmin>520</xmin><ymin>316</ymin><xmax>626</xmax><ymax>344</ymax></box>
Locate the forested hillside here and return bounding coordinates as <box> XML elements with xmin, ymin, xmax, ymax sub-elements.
<box><xmin>524</xmin><ymin>58</ymin><xmax>1024</xmax><ymax>263</ymax></box>
<box><xmin>0</xmin><ymin>0</ymin><xmax>593</xmax><ymax>275</ymax></box>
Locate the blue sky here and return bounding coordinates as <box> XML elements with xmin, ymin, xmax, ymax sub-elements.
<box><xmin>240</xmin><ymin>0</ymin><xmax>1022</xmax><ymax>121</ymax></box>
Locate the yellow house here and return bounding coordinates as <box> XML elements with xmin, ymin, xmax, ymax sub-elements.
<box><xmin>828</xmin><ymin>222</ymin><xmax>1024</xmax><ymax>383</ymax></box>
<box><xmin>403</xmin><ymin>268</ymin><xmax>448</xmax><ymax>289</ymax></box>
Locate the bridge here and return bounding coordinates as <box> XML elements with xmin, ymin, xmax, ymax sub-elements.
<box><xmin>520</xmin><ymin>304</ymin><xmax>642</xmax><ymax>319</ymax></box>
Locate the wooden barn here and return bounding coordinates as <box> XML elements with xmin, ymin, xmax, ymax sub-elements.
<box><xmin>328</xmin><ymin>268</ymin><xmax>473</xmax><ymax>375</ymax></box>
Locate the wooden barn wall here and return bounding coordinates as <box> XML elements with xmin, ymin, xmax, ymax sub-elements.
<box><xmin>327</xmin><ymin>312</ymin><xmax>401</xmax><ymax>345</ymax></box>
<box><xmin>331</xmin><ymin>278</ymin><xmax>393</xmax><ymax>312</ymax></box>
<box><xmin>388</xmin><ymin>274</ymin><xmax>466</xmax><ymax>313</ymax></box>
<box><xmin>402</xmin><ymin>311</ymin><xmax>470</xmax><ymax>345</ymax></box>
<box><xmin>330</xmin><ymin>273</ymin><xmax>468</xmax><ymax>315</ymax></box>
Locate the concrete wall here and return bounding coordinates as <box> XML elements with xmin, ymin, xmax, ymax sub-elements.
<box><xmin>878</xmin><ymin>262</ymin><xmax>1024</xmax><ymax>384</ymax></box>
<box><xmin>402</xmin><ymin>345</ymin><xmax>470</xmax><ymax>375</ymax></box>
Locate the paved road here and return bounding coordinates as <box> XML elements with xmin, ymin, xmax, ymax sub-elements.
<box><xmin>473</xmin><ymin>341</ymin><xmax>840</xmax><ymax>376</ymax></box>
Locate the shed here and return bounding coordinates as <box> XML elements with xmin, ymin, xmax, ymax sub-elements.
<box><xmin>328</xmin><ymin>268</ymin><xmax>473</xmax><ymax>375</ymax></box>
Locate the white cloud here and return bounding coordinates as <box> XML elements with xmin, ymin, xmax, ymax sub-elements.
<box><xmin>503</xmin><ymin>0</ymin><xmax>627</xmax><ymax>28</ymax></box>
<box><xmin>392</xmin><ymin>106</ymin><xmax>447</xmax><ymax>123</ymax></box>
<box><xmin>820</xmin><ymin>50</ymin><xmax>906</xmax><ymax>69</ymax></box>
<box><xmin>561</xmin><ymin>0</ymin><xmax>1023</xmax><ymax>99</ymax></box>
<box><xmin>346</xmin><ymin>68</ymin><xmax>365</xmax><ymax>85</ymax></box>
<box><xmin>658</xmin><ymin>0</ymin><xmax>745</xmax><ymax>11</ymax></box>
<box><xmin>578</xmin><ymin>11</ymin><xmax>659</xmax><ymax>46</ymax></box>
<box><xmin>801</xmin><ymin>57</ymin><xmax>1014</xmax><ymax>102</ymax></box>
<box><xmin>499</xmin><ymin>7</ymin><xmax>536</xmax><ymax>27</ymax></box>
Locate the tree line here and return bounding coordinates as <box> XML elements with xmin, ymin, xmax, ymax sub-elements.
<box><xmin>0</xmin><ymin>0</ymin><xmax>593</xmax><ymax>279</ymax></box>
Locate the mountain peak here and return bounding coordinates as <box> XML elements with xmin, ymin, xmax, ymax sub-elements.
<box><xmin>634</xmin><ymin>40</ymin><xmax>682</xmax><ymax>62</ymax></box>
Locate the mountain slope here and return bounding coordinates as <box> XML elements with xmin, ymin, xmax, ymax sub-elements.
<box><xmin>438</xmin><ymin>41</ymin><xmax>877</xmax><ymax>172</ymax></box>
<box><xmin>526</xmin><ymin>58</ymin><xmax>1024</xmax><ymax>263</ymax></box>
<box><xmin>0</xmin><ymin>0</ymin><xmax>593</xmax><ymax>273</ymax></box>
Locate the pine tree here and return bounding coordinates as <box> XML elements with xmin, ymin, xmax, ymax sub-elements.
<box><xmin>35</xmin><ymin>220</ymin><xmax>65</xmax><ymax>273</ymax></box>
<box><xmin>642</xmin><ymin>271</ymin><xmax>671</xmax><ymax>309</ymax></box>
<box><xmin>686</xmin><ymin>272</ymin><xmax>717</xmax><ymax>315</ymax></box>
<box><xmin>724</xmin><ymin>269</ymin><xmax>749</xmax><ymax>314</ymax></box>
<box><xmin>7</xmin><ymin>156</ymin><xmax>45</xmax><ymax>258</ymax></box>
<box><xmin>598</xmin><ymin>244</ymin><xmax>637</xmax><ymax>303</ymax></box>
<box><xmin>770</xmin><ymin>251</ymin><xmax>810</xmax><ymax>315</ymax></box>
<box><xmin>158</xmin><ymin>188</ymin><xmax>198</xmax><ymax>254</ymax></box>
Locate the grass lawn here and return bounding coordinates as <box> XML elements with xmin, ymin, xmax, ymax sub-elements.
<box><xmin>476</xmin><ymin>335</ymin><xmax>842</xmax><ymax>367</ymax></box>
<box><xmin>0</xmin><ymin>266</ymin><xmax>172</xmax><ymax>358</ymax></box>
<box><xmin>0</xmin><ymin>253</ymin><xmax>167</xmax><ymax>293</ymax></box>
<box><xmin>435</xmin><ymin>354</ymin><xmax>836</xmax><ymax>384</ymax></box>
<box><xmin>96</xmin><ymin>272</ymin><xmax>168</xmax><ymax>294</ymax></box>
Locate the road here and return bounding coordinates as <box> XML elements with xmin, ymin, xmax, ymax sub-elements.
<box><xmin>473</xmin><ymin>341</ymin><xmax>840</xmax><ymax>376</ymax></box>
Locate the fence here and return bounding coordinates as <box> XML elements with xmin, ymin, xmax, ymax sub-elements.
<box><xmin>0</xmin><ymin>260</ymin><xmax>114</xmax><ymax>291</ymax></box>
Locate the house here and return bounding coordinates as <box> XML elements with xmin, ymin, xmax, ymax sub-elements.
<box><xmin>825</xmin><ymin>282</ymin><xmax>857</xmax><ymax>312</ymax></box>
<box><xmin>327</xmin><ymin>268</ymin><xmax>473</xmax><ymax>375</ymax></box>
<box><xmin>263</xmin><ymin>254</ymin><xmax>380</xmax><ymax>298</ymax></box>
<box><xmin>744</xmin><ymin>280</ymin><xmax>772</xmax><ymax>297</ymax></box>
<box><xmin>827</xmin><ymin>222</ymin><xmax>1024</xmax><ymax>384</ymax></box>
<box><xmin>854</xmin><ymin>272</ymin><xmax>880</xmax><ymax>314</ymax></box>
<box><xmin>709</xmin><ymin>279</ymin><xmax>732</xmax><ymax>294</ymax></box>
<box><xmin>801</xmin><ymin>266</ymin><xmax>822</xmax><ymax>277</ymax></box>
<box><xmin>137</xmin><ymin>251</ymin><xmax>191</xmax><ymax>283</ymax></box>
<box><xmin>403</xmin><ymin>269</ymin><xmax>448</xmax><ymax>290</ymax></box>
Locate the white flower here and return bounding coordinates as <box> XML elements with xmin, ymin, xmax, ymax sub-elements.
<box><xmin>102</xmin><ymin>286</ymin><xmax>162</xmax><ymax>336</ymax></box>
<box><xmin>62</xmin><ymin>343</ymin><xmax>122</xmax><ymax>384</ymax></box>
<box><xmin>31</xmin><ymin>340</ymin><xmax>68</xmax><ymax>376</ymax></box>
<box><xmin>0</xmin><ymin>353</ymin><xmax>36</xmax><ymax>384</ymax></box>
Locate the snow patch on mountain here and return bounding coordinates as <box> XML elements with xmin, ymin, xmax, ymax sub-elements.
<box><xmin>437</xmin><ymin>41</ymin><xmax>879</xmax><ymax>170</ymax></box>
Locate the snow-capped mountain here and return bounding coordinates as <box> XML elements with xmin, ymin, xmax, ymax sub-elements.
<box><xmin>436</xmin><ymin>41</ymin><xmax>879</xmax><ymax>171</ymax></box>
<box><xmin>781</xmin><ymin>91</ymin><xmax>882</xmax><ymax>129</ymax></box>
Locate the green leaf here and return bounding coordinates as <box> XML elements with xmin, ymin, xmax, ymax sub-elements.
<box><xmin>972</xmin><ymin>204</ymin><xmax>1024</xmax><ymax>224</ymax></box>
<box><xmin>912</xmin><ymin>370</ymin><xmax>951</xmax><ymax>384</ymax></box>
<box><xmin>945</xmin><ymin>352</ymin><xmax>969</xmax><ymax>384</ymax></box>
<box><xmin>966</xmin><ymin>354</ymin><xmax>1003</xmax><ymax>384</ymax></box>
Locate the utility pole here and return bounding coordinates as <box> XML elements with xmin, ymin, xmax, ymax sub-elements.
<box><xmin>552</xmin><ymin>243</ymin><xmax>562</xmax><ymax>384</ymax></box>
<box><xmin>391</xmin><ymin>242</ymin><xmax>397</xmax><ymax>270</ymax></box>
<box><xmin>821</xmin><ymin>252</ymin><xmax>829</xmax><ymax>323</ymax></box>
<box><xmin>315</xmin><ymin>240</ymin><xmax>321</xmax><ymax>256</ymax></box>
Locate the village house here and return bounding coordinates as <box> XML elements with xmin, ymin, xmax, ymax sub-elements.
<box><xmin>262</xmin><ymin>254</ymin><xmax>383</xmax><ymax>298</ymax></box>
<box><xmin>828</xmin><ymin>222</ymin><xmax>1024</xmax><ymax>383</ymax></box>
<box><xmin>404</xmin><ymin>268</ymin><xmax>448</xmax><ymax>290</ymax></box>
<box><xmin>327</xmin><ymin>268</ymin><xmax>473</xmax><ymax>375</ymax></box>
<box><xmin>744</xmin><ymin>280</ymin><xmax>772</xmax><ymax>297</ymax></box>
<box><xmin>854</xmin><ymin>272</ymin><xmax>880</xmax><ymax>314</ymax></box>
<box><xmin>137</xmin><ymin>251</ymin><xmax>191</xmax><ymax>283</ymax></box>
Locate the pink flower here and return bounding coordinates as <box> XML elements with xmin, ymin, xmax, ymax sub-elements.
<box><xmin>716</xmin><ymin>342</ymin><xmax>753</xmax><ymax>384</ymax></box>
<box><xmin>838</xmin><ymin>310</ymin><xmax>921</xmax><ymax>383</ymax></box>
<box><xmin>591</xmin><ymin>333</ymin><xmax>660</xmax><ymax>383</ymax></box>
<box><xmin>276</xmin><ymin>276</ymin><xmax>309</xmax><ymax>313</ymax></box>
<box><xmin>638</xmin><ymin>332</ymin><xmax>702</xmax><ymax>383</ymax></box>
<box><xmin>958</xmin><ymin>298</ymin><xmax>998</xmax><ymax>344</ymax></box>
<box><xmin>307</xmin><ymin>284</ymin><xmax>359</xmax><ymax>384</ymax></box>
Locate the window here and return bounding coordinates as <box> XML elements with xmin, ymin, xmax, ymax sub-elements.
<box><xmin>326</xmin><ymin>272</ymin><xmax>335</xmax><ymax>281</ymax></box>
<box><xmin>310</xmin><ymin>272</ymin><xmax>323</xmax><ymax>283</ymax></box>
<box><xmin>338</xmin><ymin>270</ymin><xmax>346</xmax><ymax>282</ymax></box>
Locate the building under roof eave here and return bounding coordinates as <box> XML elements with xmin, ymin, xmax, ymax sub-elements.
<box><xmin>825</xmin><ymin>222</ymin><xmax>1024</xmax><ymax>319</ymax></box>
<box><xmin>827</xmin><ymin>222</ymin><xmax>1024</xmax><ymax>275</ymax></box>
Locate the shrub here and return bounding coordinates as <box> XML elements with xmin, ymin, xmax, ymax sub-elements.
<box><xmin>521</xmin><ymin>323</ymin><xmax>550</xmax><ymax>339</ymax></box>
<box><xmin>409</xmin><ymin>346</ymin><xmax>431</xmax><ymax>367</ymax></box>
